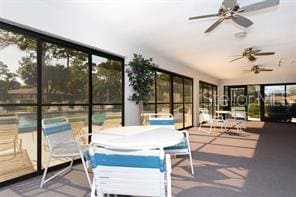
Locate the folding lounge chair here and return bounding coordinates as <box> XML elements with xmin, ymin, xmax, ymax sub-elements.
<box><xmin>148</xmin><ymin>113</ymin><xmax>194</xmax><ymax>174</ymax></box>
<box><xmin>40</xmin><ymin>116</ymin><xmax>91</xmax><ymax>188</ymax></box>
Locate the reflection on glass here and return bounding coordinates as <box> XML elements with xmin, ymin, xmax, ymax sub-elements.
<box><xmin>248</xmin><ymin>85</ymin><xmax>261</xmax><ymax>120</ymax></box>
<box><xmin>184</xmin><ymin>79</ymin><xmax>192</xmax><ymax>103</ymax></box>
<box><xmin>42</xmin><ymin>107</ymin><xmax>88</xmax><ymax>168</ymax></box>
<box><xmin>92</xmin><ymin>105</ymin><xmax>121</xmax><ymax>131</ymax></box>
<box><xmin>173</xmin><ymin>77</ymin><xmax>183</xmax><ymax>103</ymax></box>
<box><xmin>184</xmin><ymin>104</ymin><xmax>192</xmax><ymax>128</ymax></box>
<box><xmin>42</xmin><ymin>42</ymin><xmax>88</xmax><ymax>104</ymax></box>
<box><xmin>174</xmin><ymin>104</ymin><xmax>183</xmax><ymax>129</ymax></box>
<box><xmin>157</xmin><ymin>104</ymin><xmax>170</xmax><ymax>114</ymax></box>
<box><xmin>156</xmin><ymin>72</ymin><xmax>170</xmax><ymax>103</ymax></box>
<box><xmin>230</xmin><ymin>87</ymin><xmax>245</xmax><ymax>107</ymax></box>
<box><xmin>143</xmin><ymin>104</ymin><xmax>156</xmax><ymax>125</ymax></box>
<box><xmin>0</xmin><ymin>28</ymin><xmax>37</xmax><ymax>103</ymax></box>
<box><xmin>200</xmin><ymin>82</ymin><xmax>217</xmax><ymax>116</ymax></box>
<box><xmin>92</xmin><ymin>55</ymin><xmax>122</xmax><ymax>104</ymax></box>
<box><xmin>286</xmin><ymin>85</ymin><xmax>296</xmax><ymax>104</ymax></box>
<box><xmin>264</xmin><ymin>85</ymin><xmax>285</xmax><ymax>120</ymax></box>
<box><xmin>0</xmin><ymin>106</ymin><xmax>37</xmax><ymax>182</ymax></box>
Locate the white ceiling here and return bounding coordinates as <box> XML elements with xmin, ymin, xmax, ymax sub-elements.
<box><xmin>1</xmin><ymin>0</ymin><xmax>296</xmax><ymax>80</ymax></box>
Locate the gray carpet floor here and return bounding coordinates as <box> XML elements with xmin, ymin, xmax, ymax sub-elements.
<box><xmin>1</xmin><ymin>121</ymin><xmax>295</xmax><ymax>197</ymax></box>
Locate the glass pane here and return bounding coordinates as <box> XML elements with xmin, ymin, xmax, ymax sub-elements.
<box><xmin>157</xmin><ymin>104</ymin><xmax>170</xmax><ymax>114</ymax></box>
<box><xmin>286</xmin><ymin>85</ymin><xmax>296</xmax><ymax>104</ymax></box>
<box><xmin>173</xmin><ymin>77</ymin><xmax>183</xmax><ymax>103</ymax></box>
<box><xmin>42</xmin><ymin>42</ymin><xmax>88</xmax><ymax>104</ymax></box>
<box><xmin>248</xmin><ymin>85</ymin><xmax>261</xmax><ymax>120</ymax></box>
<box><xmin>92</xmin><ymin>55</ymin><xmax>122</xmax><ymax>104</ymax></box>
<box><xmin>156</xmin><ymin>72</ymin><xmax>170</xmax><ymax>103</ymax></box>
<box><xmin>42</xmin><ymin>107</ymin><xmax>88</xmax><ymax>167</ymax></box>
<box><xmin>264</xmin><ymin>85</ymin><xmax>285</xmax><ymax>120</ymax></box>
<box><xmin>147</xmin><ymin>76</ymin><xmax>155</xmax><ymax>103</ymax></box>
<box><xmin>92</xmin><ymin>105</ymin><xmax>121</xmax><ymax>131</ymax></box>
<box><xmin>143</xmin><ymin>104</ymin><xmax>156</xmax><ymax>125</ymax></box>
<box><xmin>184</xmin><ymin>104</ymin><xmax>192</xmax><ymax>127</ymax></box>
<box><xmin>287</xmin><ymin>85</ymin><xmax>296</xmax><ymax>123</ymax></box>
<box><xmin>0</xmin><ymin>28</ymin><xmax>37</xmax><ymax>103</ymax></box>
<box><xmin>174</xmin><ymin>104</ymin><xmax>183</xmax><ymax>129</ymax></box>
<box><xmin>184</xmin><ymin>78</ymin><xmax>193</xmax><ymax>103</ymax></box>
<box><xmin>0</xmin><ymin>106</ymin><xmax>37</xmax><ymax>182</ymax></box>
<box><xmin>230</xmin><ymin>87</ymin><xmax>246</xmax><ymax>107</ymax></box>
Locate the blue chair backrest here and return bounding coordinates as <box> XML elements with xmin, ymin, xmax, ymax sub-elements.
<box><xmin>42</xmin><ymin>116</ymin><xmax>74</xmax><ymax>148</ymax></box>
<box><xmin>89</xmin><ymin>145</ymin><xmax>167</xmax><ymax>196</ymax></box>
<box><xmin>148</xmin><ymin>113</ymin><xmax>175</xmax><ymax>128</ymax></box>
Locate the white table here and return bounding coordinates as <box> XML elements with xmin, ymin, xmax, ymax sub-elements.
<box><xmin>91</xmin><ymin>126</ymin><xmax>184</xmax><ymax>150</ymax></box>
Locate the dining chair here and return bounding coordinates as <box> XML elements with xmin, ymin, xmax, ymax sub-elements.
<box><xmin>199</xmin><ymin>108</ymin><xmax>226</xmax><ymax>134</ymax></box>
<box><xmin>40</xmin><ymin>116</ymin><xmax>91</xmax><ymax>188</ymax></box>
<box><xmin>148</xmin><ymin>113</ymin><xmax>194</xmax><ymax>174</ymax></box>
<box><xmin>89</xmin><ymin>145</ymin><xmax>172</xmax><ymax>197</ymax></box>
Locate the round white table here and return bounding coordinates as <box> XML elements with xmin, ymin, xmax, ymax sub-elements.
<box><xmin>91</xmin><ymin>126</ymin><xmax>184</xmax><ymax>150</ymax></box>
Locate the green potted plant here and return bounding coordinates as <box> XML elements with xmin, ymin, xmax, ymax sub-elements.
<box><xmin>127</xmin><ymin>54</ymin><xmax>157</xmax><ymax>124</ymax></box>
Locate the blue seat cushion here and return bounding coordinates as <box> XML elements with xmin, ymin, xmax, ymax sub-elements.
<box><xmin>164</xmin><ymin>138</ymin><xmax>188</xmax><ymax>150</ymax></box>
<box><xmin>149</xmin><ymin>119</ymin><xmax>175</xmax><ymax>126</ymax></box>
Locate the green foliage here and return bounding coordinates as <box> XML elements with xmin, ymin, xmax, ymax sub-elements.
<box><xmin>248</xmin><ymin>103</ymin><xmax>260</xmax><ymax>118</ymax></box>
<box><xmin>127</xmin><ymin>54</ymin><xmax>157</xmax><ymax>104</ymax></box>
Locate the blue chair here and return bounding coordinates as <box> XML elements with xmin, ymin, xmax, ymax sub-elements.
<box><xmin>40</xmin><ymin>116</ymin><xmax>91</xmax><ymax>188</ymax></box>
<box><xmin>148</xmin><ymin>113</ymin><xmax>194</xmax><ymax>174</ymax></box>
<box><xmin>89</xmin><ymin>145</ymin><xmax>172</xmax><ymax>197</ymax></box>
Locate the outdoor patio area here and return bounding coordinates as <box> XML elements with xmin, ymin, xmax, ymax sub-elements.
<box><xmin>1</xmin><ymin>121</ymin><xmax>295</xmax><ymax>197</ymax></box>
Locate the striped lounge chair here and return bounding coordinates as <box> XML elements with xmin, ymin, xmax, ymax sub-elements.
<box><xmin>148</xmin><ymin>113</ymin><xmax>194</xmax><ymax>174</ymax></box>
<box><xmin>89</xmin><ymin>145</ymin><xmax>172</xmax><ymax>197</ymax></box>
<box><xmin>40</xmin><ymin>116</ymin><xmax>91</xmax><ymax>188</ymax></box>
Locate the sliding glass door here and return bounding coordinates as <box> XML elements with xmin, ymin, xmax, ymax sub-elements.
<box><xmin>199</xmin><ymin>81</ymin><xmax>217</xmax><ymax>116</ymax></box>
<box><xmin>247</xmin><ymin>85</ymin><xmax>261</xmax><ymax>120</ymax></box>
<box><xmin>144</xmin><ymin>70</ymin><xmax>193</xmax><ymax>129</ymax></box>
<box><xmin>0</xmin><ymin>22</ymin><xmax>124</xmax><ymax>185</ymax></box>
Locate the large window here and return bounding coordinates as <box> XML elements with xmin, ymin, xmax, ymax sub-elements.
<box><xmin>0</xmin><ymin>22</ymin><xmax>124</xmax><ymax>184</ymax></box>
<box><xmin>224</xmin><ymin>84</ymin><xmax>296</xmax><ymax>123</ymax></box>
<box><xmin>143</xmin><ymin>70</ymin><xmax>193</xmax><ymax>129</ymax></box>
<box><xmin>0</xmin><ymin>28</ymin><xmax>38</xmax><ymax>182</ymax></box>
<box><xmin>199</xmin><ymin>81</ymin><xmax>217</xmax><ymax>116</ymax></box>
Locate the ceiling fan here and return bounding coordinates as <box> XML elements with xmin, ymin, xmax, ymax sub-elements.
<box><xmin>230</xmin><ymin>47</ymin><xmax>275</xmax><ymax>62</ymax></box>
<box><xmin>189</xmin><ymin>0</ymin><xmax>280</xmax><ymax>33</ymax></box>
<box><xmin>244</xmin><ymin>65</ymin><xmax>273</xmax><ymax>74</ymax></box>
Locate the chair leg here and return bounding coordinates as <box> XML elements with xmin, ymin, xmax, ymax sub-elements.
<box><xmin>40</xmin><ymin>153</ymin><xmax>51</xmax><ymax>188</ymax></box>
<box><xmin>80</xmin><ymin>151</ymin><xmax>92</xmax><ymax>188</ymax></box>
<box><xmin>188</xmin><ymin>152</ymin><xmax>194</xmax><ymax>175</ymax></box>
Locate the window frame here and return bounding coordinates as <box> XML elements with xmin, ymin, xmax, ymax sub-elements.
<box><xmin>0</xmin><ymin>20</ymin><xmax>125</xmax><ymax>186</ymax></box>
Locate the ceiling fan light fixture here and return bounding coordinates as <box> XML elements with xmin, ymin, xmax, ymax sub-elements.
<box><xmin>234</xmin><ymin>31</ymin><xmax>247</xmax><ymax>38</ymax></box>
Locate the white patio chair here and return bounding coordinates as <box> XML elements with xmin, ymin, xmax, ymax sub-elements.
<box><xmin>199</xmin><ymin>108</ymin><xmax>226</xmax><ymax>134</ymax></box>
<box><xmin>89</xmin><ymin>145</ymin><xmax>172</xmax><ymax>197</ymax></box>
<box><xmin>40</xmin><ymin>116</ymin><xmax>91</xmax><ymax>188</ymax></box>
<box><xmin>148</xmin><ymin>113</ymin><xmax>194</xmax><ymax>174</ymax></box>
<box><xmin>231</xmin><ymin>109</ymin><xmax>248</xmax><ymax>133</ymax></box>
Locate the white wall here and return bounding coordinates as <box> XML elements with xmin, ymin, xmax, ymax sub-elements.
<box><xmin>0</xmin><ymin>2</ymin><xmax>219</xmax><ymax>127</ymax></box>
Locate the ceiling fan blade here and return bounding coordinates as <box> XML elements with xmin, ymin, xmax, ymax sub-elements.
<box><xmin>223</xmin><ymin>0</ymin><xmax>237</xmax><ymax>9</ymax></box>
<box><xmin>230</xmin><ymin>56</ymin><xmax>244</xmax><ymax>62</ymax></box>
<box><xmin>254</xmin><ymin>52</ymin><xmax>275</xmax><ymax>56</ymax></box>
<box><xmin>260</xmin><ymin>68</ymin><xmax>273</xmax><ymax>71</ymax></box>
<box><xmin>240</xmin><ymin>0</ymin><xmax>279</xmax><ymax>13</ymax></box>
<box><xmin>204</xmin><ymin>18</ymin><xmax>225</xmax><ymax>33</ymax></box>
<box><xmin>232</xmin><ymin>14</ymin><xmax>253</xmax><ymax>27</ymax></box>
<box><xmin>248</xmin><ymin>55</ymin><xmax>256</xmax><ymax>61</ymax></box>
<box><xmin>189</xmin><ymin>14</ymin><xmax>219</xmax><ymax>20</ymax></box>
